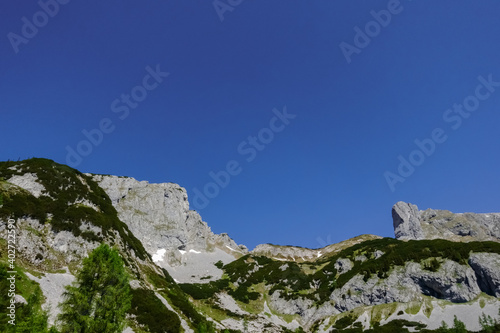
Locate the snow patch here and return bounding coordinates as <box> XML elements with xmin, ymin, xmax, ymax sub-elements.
<box><xmin>152</xmin><ymin>249</ymin><xmax>167</xmax><ymax>262</ymax></box>
<box><xmin>189</xmin><ymin>249</ymin><xmax>201</xmax><ymax>254</ymax></box>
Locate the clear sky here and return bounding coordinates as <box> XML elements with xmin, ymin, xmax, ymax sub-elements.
<box><xmin>1</xmin><ymin>1</ymin><xmax>499</xmax><ymax>250</ymax></box>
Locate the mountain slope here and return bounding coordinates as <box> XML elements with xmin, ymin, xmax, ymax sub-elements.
<box><xmin>0</xmin><ymin>158</ymin><xmax>499</xmax><ymax>332</ymax></box>
<box><xmin>0</xmin><ymin>158</ymin><xmax>216</xmax><ymax>332</ymax></box>
<box><xmin>91</xmin><ymin>174</ymin><xmax>247</xmax><ymax>284</ymax></box>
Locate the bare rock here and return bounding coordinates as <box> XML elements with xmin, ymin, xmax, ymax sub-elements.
<box><xmin>392</xmin><ymin>202</ymin><xmax>425</xmax><ymax>240</ymax></box>
<box><xmin>393</xmin><ymin>202</ymin><xmax>500</xmax><ymax>242</ymax></box>
<box><xmin>468</xmin><ymin>252</ymin><xmax>500</xmax><ymax>297</ymax></box>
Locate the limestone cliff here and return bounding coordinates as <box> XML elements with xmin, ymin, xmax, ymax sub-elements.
<box><xmin>91</xmin><ymin>174</ymin><xmax>247</xmax><ymax>283</ymax></box>
<box><xmin>393</xmin><ymin>201</ymin><xmax>500</xmax><ymax>242</ymax></box>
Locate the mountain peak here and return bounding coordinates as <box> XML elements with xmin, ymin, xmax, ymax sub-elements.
<box><xmin>393</xmin><ymin>201</ymin><xmax>500</xmax><ymax>242</ymax></box>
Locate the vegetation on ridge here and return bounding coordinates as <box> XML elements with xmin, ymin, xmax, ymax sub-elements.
<box><xmin>180</xmin><ymin>238</ymin><xmax>500</xmax><ymax>308</ymax></box>
<box><xmin>0</xmin><ymin>158</ymin><xmax>148</xmax><ymax>260</ymax></box>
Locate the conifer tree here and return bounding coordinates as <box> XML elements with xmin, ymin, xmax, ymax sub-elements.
<box><xmin>57</xmin><ymin>244</ymin><xmax>131</xmax><ymax>333</ymax></box>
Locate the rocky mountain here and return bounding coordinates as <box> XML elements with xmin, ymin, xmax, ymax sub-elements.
<box><xmin>393</xmin><ymin>201</ymin><xmax>500</xmax><ymax>242</ymax></box>
<box><xmin>250</xmin><ymin>235</ymin><xmax>382</xmax><ymax>262</ymax></box>
<box><xmin>91</xmin><ymin>174</ymin><xmax>247</xmax><ymax>284</ymax></box>
<box><xmin>0</xmin><ymin>158</ymin><xmax>499</xmax><ymax>332</ymax></box>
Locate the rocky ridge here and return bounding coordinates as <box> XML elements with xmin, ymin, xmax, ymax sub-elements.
<box><xmin>91</xmin><ymin>174</ymin><xmax>247</xmax><ymax>283</ymax></box>
<box><xmin>1</xmin><ymin>159</ymin><xmax>500</xmax><ymax>332</ymax></box>
<box><xmin>251</xmin><ymin>234</ymin><xmax>382</xmax><ymax>262</ymax></box>
<box><xmin>393</xmin><ymin>201</ymin><xmax>500</xmax><ymax>242</ymax></box>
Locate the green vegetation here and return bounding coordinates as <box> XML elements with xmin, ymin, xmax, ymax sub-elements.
<box><xmin>328</xmin><ymin>314</ymin><xmax>500</xmax><ymax>332</ymax></box>
<box><xmin>57</xmin><ymin>244</ymin><xmax>131</xmax><ymax>333</ymax></box>
<box><xmin>128</xmin><ymin>288</ymin><xmax>181</xmax><ymax>333</ymax></box>
<box><xmin>179</xmin><ymin>237</ymin><xmax>500</xmax><ymax>313</ymax></box>
<box><xmin>479</xmin><ymin>312</ymin><xmax>499</xmax><ymax>333</ymax></box>
<box><xmin>328</xmin><ymin>238</ymin><xmax>500</xmax><ymax>290</ymax></box>
<box><xmin>0</xmin><ymin>262</ymin><xmax>57</xmax><ymax>332</ymax></box>
<box><xmin>214</xmin><ymin>260</ymin><xmax>224</xmax><ymax>269</ymax></box>
<box><xmin>180</xmin><ymin>279</ymin><xmax>229</xmax><ymax>300</ymax></box>
<box><xmin>142</xmin><ymin>266</ymin><xmax>218</xmax><ymax>332</ymax></box>
<box><xmin>0</xmin><ymin>158</ymin><xmax>148</xmax><ymax>260</ymax></box>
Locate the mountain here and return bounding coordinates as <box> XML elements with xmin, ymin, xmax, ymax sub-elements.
<box><xmin>393</xmin><ymin>201</ymin><xmax>500</xmax><ymax>242</ymax></box>
<box><xmin>91</xmin><ymin>174</ymin><xmax>247</xmax><ymax>284</ymax></box>
<box><xmin>0</xmin><ymin>158</ymin><xmax>499</xmax><ymax>332</ymax></box>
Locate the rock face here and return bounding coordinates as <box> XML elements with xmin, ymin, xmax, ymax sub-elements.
<box><xmin>7</xmin><ymin>173</ymin><xmax>46</xmax><ymax>198</ymax></box>
<box><xmin>251</xmin><ymin>244</ymin><xmax>324</xmax><ymax>262</ymax></box>
<box><xmin>393</xmin><ymin>201</ymin><xmax>500</xmax><ymax>242</ymax></box>
<box><xmin>25</xmin><ymin>272</ymin><xmax>76</xmax><ymax>325</ymax></box>
<box><xmin>392</xmin><ymin>201</ymin><xmax>425</xmax><ymax>240</ymax></box>
<box><xmin>0</xmin><ymin>217</ymin><xmax>100</xmax><ymax>269</ymax></box>
<box><xmin>267</xmin><ymin>259</ymin><xmax>484</xmax><ymax>327</ymax></box>
<box><xmin>251</xmin><ymin>234</ymin><xmax>382</xmax><ymax>262</ymax></box>
<box><xmin>91</xmin><ymin>174</ymin><xmax>247</xmax><ymax>283</ymax></box>
<box><xmin>469</xmin><ymin>252</ymin><xmax>500</xmax><ymax>297</ymax></box>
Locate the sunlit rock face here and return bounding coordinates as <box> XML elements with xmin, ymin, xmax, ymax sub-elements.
<box><xmin>393</xmin><ymin>201</ymin><xmax>500</xmax><ymax>242</ymax></box>
<box><xmin>91</xmin><ymin>174</ymin><xmax>247</xmax><ymax>283</ymax></box>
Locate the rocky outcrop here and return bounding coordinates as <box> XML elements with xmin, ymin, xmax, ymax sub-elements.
<box><xmin>6</xmin><ymin>173</ymin><xmax>46</xmax><ymax>198</ymax></box>
<box><xmin>91</xmin><ymin>174</ymin><xmax>247</xmax><ymax>283</ymax></box>
<box><xmin>251</xmin><ymin>234</ymin><xmax>382</xmax><ymax>262</ymax></box>
<box><xmin>25</xmin><ymin>272</ymin><xmax>76</xmax><ymax>325</ymax></box>
<box><xmin>262</xmin><ymin>258</ymin><xmax>484</xmax><ymax>330</ymax></box>
<box><xmin>393</xmin><ymin>201</ymin><xmax>500</xmax><ymax>242</ymax></box>
<box><xmin>251</xmin><ymin>244</ymin><xmax>324</xmax><ymax>262</ymax></box>
<box><xmin>0</xmin><ymin>217</ymin><xmax>100</xmax><ymax>270</ymax></box>
<box><xmin>468</xmin><ymin>252</ymin><xmax>500</xmax><ymax>297</ymax></box>
<box><xmin>332</xmin><ymin>259</ymin><xmax>480</xmax><ymax>313</ymax></box>
<box><xmin>392</xmin><ymin>201</ymin><xmax>425</xmax><ymax>240</ymax></box>
<box><xmin>334</xmin><ymin>258</ymin><xmax>354</xmax><ymax>274</ymax></box>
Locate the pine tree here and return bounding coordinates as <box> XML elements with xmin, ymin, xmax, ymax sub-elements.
<box><xmin>437</xmin><ymin>320</ymin><xmax>449</xmax><ymax>332</ymax></box>
<box><xmin>452</xmin><ymin>315</ymin><xmax>467</xmax><ymax>333</ymax></box>
<box><xmin>57</xmin><ymin>244</ymin><xmax>131</xmax><ymax>333</ymax></box>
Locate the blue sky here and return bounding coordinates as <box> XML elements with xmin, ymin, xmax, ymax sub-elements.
<box><xmin>1</xmin><ymin>1</ymin><xmax>500</xmax><ymax>250</ymax></box>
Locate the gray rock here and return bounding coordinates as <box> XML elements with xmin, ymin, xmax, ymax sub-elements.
<box><xmin>468</xmin><ymin>252</ymin><xmax>500</xmax><ymax>297</ymax></box>
<box><xmin>91</xmin><ymin>174</ymin><xmax>247</xmax><ymax>282</ymax></box>
<box><xmin>26</xmin><ymin>271</ymin><xmax>76</xmax><ymax>325</ymax></box>
<box><xmin>129</xmin><ymin>280</ymin><xmax>142</xmax><ymax>290</ymax></box>
<box><xmin>334</xmin><ymin>258</ymin><xmax>353</xmax><ymax>274</ymax></box>
<box><xmin>373</xmin><ymin>250</ymin><xmax>385</xmax><ymax>259</ymax></box>
<box><xmin>7</xmin><ymin>173</ymin><xmax>46</xmax><ymax>198</ymax></box>
<box><xmin>393</xmin><ymin>202</ymin><xmax>500</xmax><ymax>242</ymax></box>
<box><xmin>251</xmin><ymin>243</ymin><xmax>323</xmax><ymax>261</ymax></box>
<box><xmin>392</xmin><ymin>201</ymin><xmax>425</xmax><ymax>240</ymax></box>
<box><xmin>330</xmin><ymin>259</ymin><xmax>481</xmax><ymax>315</ymax></box>
<box><xmin>14</xmin><ymin>294</ymin><xmax>27</xmax><ymax>305</ymax></box>
<box><xmin>354</xmin><ymin>255</ymin><xmax>367</xmax><ymax>262</ymax></box>
<box><xmin>407</xmin><ymin>260</ymin><xmax>480</xmax><ymax>303</ymax></box>
<box><xmin>0</xmin><ymin>217</ymin><xmax>99</xmax><ymax>269</ymax></box>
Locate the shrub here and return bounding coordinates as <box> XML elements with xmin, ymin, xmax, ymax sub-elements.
<box><xmin>128</xmin><ymin>288</ymin><xmax>181</xmax><ymax>333</ymax></box>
